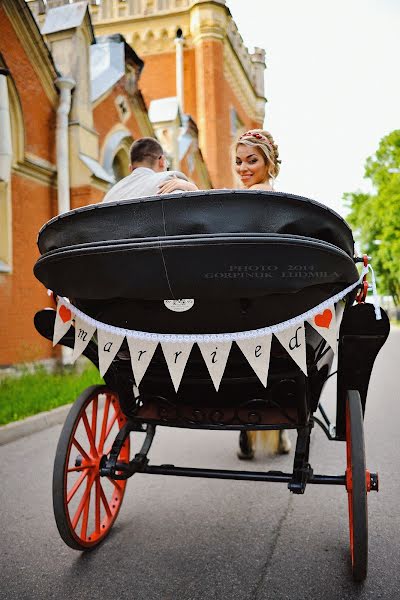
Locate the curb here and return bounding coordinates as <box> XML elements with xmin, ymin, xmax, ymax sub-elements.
<box><xmin>0</xmin><ymin>404</ymin><xmax>72</xmax><ymax>446</ymax></box>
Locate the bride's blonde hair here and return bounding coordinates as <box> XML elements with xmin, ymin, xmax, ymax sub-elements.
<box><xmin>234</xmin><ymin>129</ymin><xmax>281</xmax><ymax>182</ymax></box>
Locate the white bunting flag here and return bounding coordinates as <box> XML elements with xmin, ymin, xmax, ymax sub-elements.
<box><xmin>275</xmin><ymin>323</ymin><xmax>307</xmax><ymax>375</ymax></box>
<box><xmin>307</xmin><ymin>305</ymin><xmax>338</xmax><ymax>354</ymax></box>
<box><xmin>198</xmin><ymin>341</ymin><xmax>232</xmax><ymax>391</ymax></box>
<box><xmin>127</xmin><ymin>338</ymin><xmax>159</xmax><ymax>387</ymax></box>
<box><xmin>53</xmin><ymin>300</ymin><xmax>73</xmax><ymax>346</ymax></box>
<box><xmin>71</xmin><ymin>316</ymin><xmax>97</xmax><ymax>362</ymax></box>
<box><xmin>97</xmin><ymin>329</ymin><xmax>125</xmax><ymax>376</ymax></box>
<box><xmin>161</xmin><ymin>341</ymin><xmax>194</xmax><ymax>391</ymax></box>
<box><xmin>236</xmin><ymin>334</ymin><xmax>272</xmax><ymax>387</ymax></box>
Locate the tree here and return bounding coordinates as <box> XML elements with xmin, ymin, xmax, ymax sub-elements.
<box><xmin>344</xmin><ymin>130</ymin><xmax>400</xmax><ymax>302</ymax></box>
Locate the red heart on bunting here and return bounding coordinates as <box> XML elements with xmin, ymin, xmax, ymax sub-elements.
<box><xmin>59</xmin><ymin>305</ymin><xmax>72</xmax><ymax>323</ymax></box>
<box><xmin>314</xmin><ymin>309</ymin><xmax>332</xmax><ymax>329</ymax></box>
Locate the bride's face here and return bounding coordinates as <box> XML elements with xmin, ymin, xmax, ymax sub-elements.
<box><xmin>235</xmin><ymin>144</ymin><xmax>269</xmax><ymax>187</ymax></box>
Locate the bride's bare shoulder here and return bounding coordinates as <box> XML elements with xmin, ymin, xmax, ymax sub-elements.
<box><xmin>248</xmin><ymin>183</ymin><xmax>273</xmax><ymax>191</ymax></box>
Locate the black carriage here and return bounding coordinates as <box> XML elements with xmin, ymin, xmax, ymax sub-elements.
<box><xmin>33</xmin><ymin>190</ymin><xmax>389</xmax><ymax>581</ymax></box>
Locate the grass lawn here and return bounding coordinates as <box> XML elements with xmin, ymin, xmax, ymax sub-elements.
<box><xmin>0</xmin><ymin>363</ymin><xmax>103</xmax><ymax>426</ymax></box>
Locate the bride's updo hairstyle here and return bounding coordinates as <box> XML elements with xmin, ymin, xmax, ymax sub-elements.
<box><xmin>235</xmin><ymin>129</ymin><xmax>281</xmax><ymax>180</ymax></box>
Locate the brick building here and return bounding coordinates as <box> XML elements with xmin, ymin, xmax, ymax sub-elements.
<box><xmin>88</xmin><ymin>0</ymin><xmax>266</xmax><ymax>188</ymax></box>
<box><xmin>1</xmin><ymin>0</ymin><xmax>266</xmax><ymax>366</ymax></box>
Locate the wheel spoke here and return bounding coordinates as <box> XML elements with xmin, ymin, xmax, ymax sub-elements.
<box><xmin>82</xmin><ymin>411</ymin><xmax>98</xmax><ymax>458</ymax></box>
<box><xmin>98</xmin><ymin>395</ymin><xmax>111</xmax><ymax>454</ymax></box>
<box><xmin>67</xmin><ymin>465</ymin><xmax>93</xmax><ymax>473</ymax></box>
<box><xmin>91</xmin><ymin>396</ymin><xmax>98</xmax><ymax>447</ymax></box>
<box><xmin>99</xmin><ymin>482</ymin><xmax>112</xmax><ymax>518</ymax></box>
<box><xmin>104</xmin><ymin>412</ymin><xmax>118</xmax><ymax>443</ymax></box>
<box><xmin>67</xmin><ymin>470</ymin><xmax>88</xmax><ymax>504</ymax></box>
<box><xmin>72</xmin><ymin>437</ymin><xmax>91</xmax><ymax>462</ymax></box>
<box><xmin>95</xmin><ymin>479</ymin><xmax>101</xmax><ymax>535</ymax></box>
<box><xmin>107</xmin><ymin>477</ymin><xmax>124</xmax><ymax>492</ymax></box>
<box><xmin>81</xmin><ymin>478</ymin><xmax>92</xmax><ymax>540</ymax></box>
<box><xmin>71</xmin><ymin>472</ymin><xmax>96</xmax><ymax>530</ymax></box>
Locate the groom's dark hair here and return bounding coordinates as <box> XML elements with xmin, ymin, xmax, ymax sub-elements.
<box><xmin>130</xmin><ymin>137</ymin><xmax>164</xmax><ymax>166</ymax></box>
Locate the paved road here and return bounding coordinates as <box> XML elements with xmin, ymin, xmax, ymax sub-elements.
<box><xmin>1</xmin><ymin>331</ymin><xmax>399</xmax><ymax>600</ymax></box>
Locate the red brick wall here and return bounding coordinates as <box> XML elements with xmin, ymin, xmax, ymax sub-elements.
<box><xmin>0</xmin><ymin>176</ymin><xmax>57</xmax><ymax>365</ymax></box>
<box><xmin>139</xmin><ymin>49</ymin><xmax>197</xmax><ymax>123</ymax></box>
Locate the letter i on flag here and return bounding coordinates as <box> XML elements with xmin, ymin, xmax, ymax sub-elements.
<box><xmin>161</xmin><ymin>341</ymin><xmax>194</xmax><ymax>391</ymax></box>
<box><xmin>198</xmin><ymin>341</ymin><xmax>232</xmax><ymax>391</ymax></box>
<box><xmin>307</xmin><ymin>305</ymin><xmax>338</xmax><ymax>354</ymax></box>
<box><xmin>275</xmin><ymin>323</ymin><xmax>307</xmax><ymax>375</ymax></box>
<box><xmin>97</xmin><ymin>329</ymin><xmax>125</xmax><ymax>376</ymax></box>
<box><xmin>72</xmin><ymin>315</ymin><xmax>97</xmax><ymax>362</ymax></box>
<box><xmin>53</xmin><ymin>300</ymin><xmax>73</xmax><ymax>345</ymax></box>
<box><xmin>236</xmin><ymin>334</ymin><xmax>272</xmax><ymax>387</ymax></box>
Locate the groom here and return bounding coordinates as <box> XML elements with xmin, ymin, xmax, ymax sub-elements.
<box><xmin>102</xmin><ymin>137</ymin><xmax>190</xmax><ymax>202</ymax></box>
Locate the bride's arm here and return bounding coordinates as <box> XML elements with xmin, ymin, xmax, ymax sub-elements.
<box><xmin>157</xmin><ymin>176</ymin><xmax>199</xmax><ymax>194</ymax></box>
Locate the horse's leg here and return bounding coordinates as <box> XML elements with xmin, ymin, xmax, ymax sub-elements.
<box><xmin>278</xmin><ymin>429</ymin><xmax>291</xmax><ymax>454</ymax></box>
<box><xmin>237</xmin><ymin>431</ymin><xmax>254</xmax><ymax>460</ymax></box>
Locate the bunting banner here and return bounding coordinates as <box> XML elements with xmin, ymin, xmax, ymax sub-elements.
<box><xmin>51</xmin><ymin>264</ymin><xmax>379</xmax><ymax>391</ymax></box>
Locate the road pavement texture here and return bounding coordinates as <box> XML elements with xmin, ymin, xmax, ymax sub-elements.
<box><xmin>0</xmin><ymin>330</ymin><xmax>399</xmax><ymax>600</ymax></box>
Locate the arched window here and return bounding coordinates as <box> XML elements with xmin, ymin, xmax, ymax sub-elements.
<box><xmin>0</xmin><ymin>68</ymin><xmax>24</xmax><ymax>273</ymax></box>
<box><xmin>112</xmin><ymin>148</ymin><xmax>130</xmax><ymax>182</ymax></box>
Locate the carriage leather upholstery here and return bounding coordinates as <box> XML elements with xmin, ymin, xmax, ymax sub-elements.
<box><xmin>34</xmin><ymin>191</ymin><xmax>358</xmax><ymax>332</ymax></box>
<box><xmin>37</xmin><ymin>190</ymin><xmax>355</xmax><ymax>256</ymax></box>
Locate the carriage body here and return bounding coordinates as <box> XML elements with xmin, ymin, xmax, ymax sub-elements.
<box><xmin>33</xmin><ymin>191</ymin><xmax>389</xmax><ymax>580</ymax></box>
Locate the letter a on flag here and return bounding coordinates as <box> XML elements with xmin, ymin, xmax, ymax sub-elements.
<box><xmin>97</xmin><ymin>329</ymin><xmax>125</xmax><ymax>376</ymax></box>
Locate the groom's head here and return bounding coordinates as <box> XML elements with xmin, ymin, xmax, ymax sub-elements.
<box><xmin>129</xmin><ymin>137</ymin><xmax>167</xmax><ymax>173</ymax></box>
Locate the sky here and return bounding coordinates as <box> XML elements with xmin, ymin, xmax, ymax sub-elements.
<box><xmin>227</xmin><ymin>0</ymin><xmax>400</xmax><ymax>216</ymax></box>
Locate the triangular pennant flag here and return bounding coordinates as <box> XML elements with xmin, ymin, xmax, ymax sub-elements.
<box><xmin>97</xmin><ymin>329</ymin><xmax>125</xmax><ymax>377</ymax></box>
<box><xmin>71</xmin><ymin>316</ymin><xmax>97</xmax><ymax>362</ymax></box>
<box><xmin>127</xmin><ymin>338</ymin><xmax>158</xmax><ymax>387</ymax></box>
<box><xmin>53</xmin><ymin>300</ymin><xmax>73</xmax><ymax>346</ymax></box>
<box><xmin>307</xmin><ymin>305</ymin><xmax>338</xmax><ymax>354</ymax></box>
<box><xmin>197</xmin><ymin>341</ymin><xmax>232</xmax><ymax>391</ymax></box>
<box><xmin>161</xmin><ymin>341</ymin><xmax>194</xmax><ymax>392</ymax></box>
<box><xmin>236</xmin><ymin>334</ymin><xmax>272</xmax><ymax>387</ymax></box>
<box><xmin>275</xmin><ymin>323</ymin><xmax>307</xmax><ymax>375</ymax></box>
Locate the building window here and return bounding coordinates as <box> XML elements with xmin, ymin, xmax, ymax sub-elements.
<box><xmin>112</xmin><ymin>148</ymin><xmax>130</xmax><ymax>182</ymax></box>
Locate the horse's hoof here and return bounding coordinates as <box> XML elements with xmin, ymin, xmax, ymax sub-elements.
<box><xmin>278</xmin><ymin>430</ymin><xmax>291</xmax><ymax>454</ymax></box>
<box><xmin>237</xmin><ymin>431</ymin><xmax>254</xmax><ymax>460</ymax></box>
<box><xmin>237</xmin><ymin>449</ymin><xmax>254</xmax><ymax>460</ymax></box>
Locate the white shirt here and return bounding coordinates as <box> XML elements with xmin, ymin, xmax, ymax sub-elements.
<box><xmin>102</xmin><ymin>167</ymin><xmax>189</xmax><ymax>203</ymax></box>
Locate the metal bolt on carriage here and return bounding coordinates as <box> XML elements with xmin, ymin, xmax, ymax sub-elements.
<box><xmin>33</xmin><ymin>190</ymin><xmax>390</xmax><ymax>581</ymax></box>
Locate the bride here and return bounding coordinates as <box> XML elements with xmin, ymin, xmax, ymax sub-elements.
<box><xmin>157</xmin><ymin>128</ymin><xmax>281</xmax><ymax>194</ymax></box>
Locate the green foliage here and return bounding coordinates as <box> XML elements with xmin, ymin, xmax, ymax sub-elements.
<box><xmin>0</xmin><ymin>363</ymin><xmax>103</xmax><ymax>426</ymax></box>
<box><xmin>344</xmin><ymin>130</ymin><xmax>400</xmax><ymax>301</ymax></box>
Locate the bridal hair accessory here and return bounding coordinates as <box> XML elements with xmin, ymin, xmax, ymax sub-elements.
<box><xmin>239</xmin><ymin>131</ymin><xmax>274</xmax><ymax>154</ymax></box>
<box><xmin>240</xmin><ymin>131</ymin><xmax>269</xmax><ymax>142</ymax></box>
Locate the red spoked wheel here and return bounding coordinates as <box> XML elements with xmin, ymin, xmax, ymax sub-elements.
<box><xmin>53</xmin><ymin>385</ymin><xmax>130</xmax><ymax>550</ymax></box>
<box><xmin>345</xmin><ymin>390</ymin><xmax>368</xmax><ymax>581</ymax></box>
